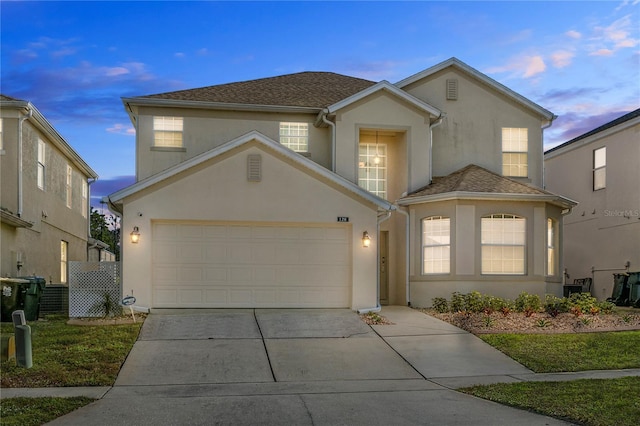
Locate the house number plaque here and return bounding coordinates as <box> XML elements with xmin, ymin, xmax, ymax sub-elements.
<box><xmin>337</xmin><ymin>217</ymin><xmax>349</xmax><ymax>222</ymax></box>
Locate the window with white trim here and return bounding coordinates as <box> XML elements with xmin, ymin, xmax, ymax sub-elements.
<box><xmin>82</xmin><ymin>180</ymin><xmax>88</xmax><ymax>218</ymax></box>
<box><xmin>481</xmin><ymin>214</ymin><xmax>526</xmax><ymax>275</ymax></box>
<box><xmin>37</xmin><ymin>139</ymin><xmax>45</xmax><ymax>190</ymax></box>
<box><xmin>358</xmin><ymin>143</ymin><xmax>387</xmax><ymax>199</ymax></box>
<box><xmin>60</xmin><ymin>240</ymin><xmax>68</xmax><ymax>284</ymax></box>
<box><xmin>0</xmin><ymin>118</ymin><xmax>3</xmax><ymax>151</ymax></box>
<box><xmin>66</xmin><ymin>165</ymin><xmax>72</xmax><ymax>208</ymax></box>
<box><xmin>502</xmin><ymin>128</ymin><xmax>528</xmax><ymax>177</ymax></box>
<box><xmin>593</xmin><ymin>147</ymin><xmax>606</xmax><ymax>190</ymax></box>
<box><xmin>279</xmin><ymin>122</ymin><xmax>308</xmax><ymax>152</ymax></box>
<box><xmin>422</xmin><ymin>216</ymin><xmax>450</xmax><ymax>274</ymax></box>
<box><xmin>547</xmin><ymin>218</ymin><xmax>556</xmax><ymax>276</ymax></box>
<box><xmin>153</xmin><ymin>116</ymin><xmax>183</xmax><ymax>147</ymax></box>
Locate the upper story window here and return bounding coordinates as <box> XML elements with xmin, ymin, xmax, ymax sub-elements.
<box><xmin>593</xmin><ymin>147</ymin><xmax>606</xmax><ymax>190</ymax></box>
<box><xmin>502</xmin><ymin>128</ymin><xmax>528</xmax><ymax>177</ymax></box>
<box><xmin>82</xmin><ymin>180</ymin><xmax>88</xmax><ymax>218</ymax></box>
<box><xmin>422</xmin><ymin>216</ymin><xmax>451</xmax><ymax>274</ymax></box>
<box><xmin>66</xmin><ymin>165</ymin><xmax>73</xmax><ymax>208</ymax></box>
<box><xmin>546</xmin><ymin>218</ymin><xmax>557</xmax><ymax>276</ymax></box>
<box><xmin>0</xmin><ymin>118</ymin><xmax>3</xmax><ymax>151</ymax></box>
<box><xmin>481</xmin><ymin>213</ymin><xmax>526</xmax><ymax>275</ymax></box>
<box><xmin>37</xmin><ymin>139</ymin><xmax>46</xmax><ymax>190</ymax></box>
<box><xmin>279</xmin><ymin>122</ymin><xmax>308</xmax><ymax>152</ymax></box>
<box><xmin>358</xmin><ymin>143</ymin><xmax>387</xmax><ymax>199</ymax></box>
<box><xmin>153</xmin><ymin>116</ymin><xmax>183</xmax><ymax>148</ymax></box>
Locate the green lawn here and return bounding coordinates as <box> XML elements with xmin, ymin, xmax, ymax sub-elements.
<box><xmin>479</xmin><ymin>331</ymin><xmax>640</xmax><ymax>372</ymax></box>
<box><xmin>463</xmin><ymin>330</ymin><xmax>640</xmax><ymax>426</ymax></box>
<box><xmin>0</xmin><ymin>397</ymin><xmax>95</xmax><ymax>426</ymax></box>
<box><xmin>461</xmin><ymin>376</ymin><xmax>640</xmax><ymax>426</ymax></box>
<box><xmin>1</xmin><ymin>316</ymin><xmax>142</xmax><ymax>387</ymax></box>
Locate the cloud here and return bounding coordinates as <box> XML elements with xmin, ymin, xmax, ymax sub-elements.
<box><xmin>545</xmin><ymin>108</ymin><xmax>636</xmax><ymax>149</ymax></box>
<box><xmin>550</xmin><ymin>50</ymin><xmax>575</xmax><ymax>68</ymax></box>
<box><xmin>106</xmin><ymin>123</ymin><xmax>135</xmax><ymax>135</ymax></box>
<box><xmin>174</xmin><ymin>52</ymin><xmax>186</xmax><ymax>58</ymax></box>
<box><xmin>196</xmin><ymin>48</ymin><xmax>209</xmax><ymax>56</ymax></box>
<box><xmin>486</xmin><ymin>55</ymin><xmax>546</xmax><ymax>79</ymax></box>
<box><xmin>588</xmin><ymin>14</ymin><xmax>639</xmax><ymax>55</ymax></box>
<box><xmin>590</xmin><ymin>48</ymin><xmax>614</xmax><ymax>56</ymax></box>
<box><xmin>565</xmin><ymin>30</ymin><xmax>582</xmax><ymax>39</ymax></box>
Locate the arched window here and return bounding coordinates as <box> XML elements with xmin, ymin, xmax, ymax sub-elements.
<box><xmin>481</xmin><ymin>214</ymin><xmax>526</xmax><ymax>275</ymax></box>
<box><xmin>422</xmin><ymin>216</ymin><xmax>450</xmax><ymax>274</ymax></box>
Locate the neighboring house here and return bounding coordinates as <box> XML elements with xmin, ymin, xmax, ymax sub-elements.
<box><xmin>0</xmin><ymin>95</ymin><xmax>99</xmax><ymax>283</ymax></box>
<box><xmin>544</xmin><ymin>109</ymin><xmax>640</xmax><ymax>300</ymax></box>
<box><xmin>107</xmin><ymin>57</ymin><xmax>574</xmax><ymax>311</ymax></box>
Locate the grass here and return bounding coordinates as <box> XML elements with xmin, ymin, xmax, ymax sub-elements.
<box><xmin>478</xmin><ymin>331</ymin><xmax>640</xmax><ymax>373</ymax></box>
<box><xmin>463</xmin><ymin>330</ymin><xmax>640</xmax><ymax>426</ymax></box>
<box><xmin>461</xmin><ymin>377</ymin><xmax>640</xmax><ymax>426</ymax></box>
<box><xmin>1</xmin><ymin>315</ymin><xmax>142</xmax><ymax>387</ymax></box>
<box><xmin>0</xmin><ymin>396</ymin><xmax>95</xmax><ymax>426</ymax></box>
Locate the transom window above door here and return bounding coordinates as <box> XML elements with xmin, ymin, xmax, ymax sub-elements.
<box><xmin>359</xmin><ymin>143</ymin><xmax>387</xmax><ymax>199</ymax></box>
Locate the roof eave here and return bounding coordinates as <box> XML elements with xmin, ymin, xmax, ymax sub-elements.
<box><xmin>397</xmin><ymin>191</ymin><xmax>577</xmax><ymax>209</ymax></box>
<box><xmin>122</xmin><ymin>97</ymin><xmax>322</xmax><ymax>114</ymax></box>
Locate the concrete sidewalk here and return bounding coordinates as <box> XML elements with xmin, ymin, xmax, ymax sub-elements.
<box><xmin>2</xmin><ymin>306</ymin><xmax>639</xmax><ymax>425</ymax></box>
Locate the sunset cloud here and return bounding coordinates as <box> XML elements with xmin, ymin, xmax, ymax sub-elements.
<box><xmin>550</xmin><ymin>50</ymin><xmax>575</xmax><ymax>68</ymax></box>
<box><xmin>486</xmin><ymin>55</ymin><xmax>547</xmax><ymax>79</ymax></box>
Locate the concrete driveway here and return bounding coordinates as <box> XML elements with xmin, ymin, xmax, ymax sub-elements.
<box><xmin>49</xmin><ymin>307</ymin><xmax>572</xmax><ymax>425</ymax></box>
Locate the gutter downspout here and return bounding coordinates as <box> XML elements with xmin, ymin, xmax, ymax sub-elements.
<box><xmin>395</xmin><ymin>204</ymin><xmax>411</xmax><ymax>306</ymax></box>
<box><xmin>428</xmin><ymin>115</ymin><xmax>444</xmax><ymax>184</ymax></box>
<box><xmin>320</xmin><ymin>109</ymin><xmax>337</xmax><ymax>172</ymax></box>
<box><xmin>17</xmin><ymin>107</ymin><xmax>33</xmax><ymax>217</ymax></box>
<box><xmin>357</xmin><ymin>210</ymin><xmax>392</xmax><ymax>314</ymax></box>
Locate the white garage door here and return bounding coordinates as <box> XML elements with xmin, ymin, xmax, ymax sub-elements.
<box><xmin>152</xmin><ymin>221</ymin><xmax>352</xmax><ymax>308</ymax></box>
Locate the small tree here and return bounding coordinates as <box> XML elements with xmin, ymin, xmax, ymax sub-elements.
<box><xmin>90</xmin><ymin>207</ymin><xmax>121</xmax><ymax>260</ymax></box>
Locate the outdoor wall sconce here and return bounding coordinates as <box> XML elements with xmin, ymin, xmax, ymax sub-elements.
<box><xmin>130</xmin><ymin>226</ymin><xmax>140</xmax><ymax>244</ymax></box>
<box><xmin>362</xmin><ymin>231</ymin><xmax>371</xmax><ymax>248</ymax></box>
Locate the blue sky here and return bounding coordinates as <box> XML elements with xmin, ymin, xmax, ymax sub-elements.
<box><xmin>2</xmin><ymin>1</ymin><xmax>639</xmax><ymax>206</ymax></box>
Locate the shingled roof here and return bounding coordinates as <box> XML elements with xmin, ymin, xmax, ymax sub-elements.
<box><xmin>403</xmin><ymin>164</ymin><xmax>553</xmax><ymax>199</ymax></box>
<box><xmin>138</xmin><ymin>72</ymin><xmax>376</xmax><ymax>108</ymax></box>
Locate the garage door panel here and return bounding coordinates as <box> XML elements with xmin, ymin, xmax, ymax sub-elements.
<box><xmin>152</xmin><ymin>222</ymin><xmax>352</xmax><ymax>308</ymax></box>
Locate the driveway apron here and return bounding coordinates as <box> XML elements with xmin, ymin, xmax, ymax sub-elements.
<box><xmin>48</xmin><ymin>308</ymin><xmax>572</xmax><ymax>425</ymax></box>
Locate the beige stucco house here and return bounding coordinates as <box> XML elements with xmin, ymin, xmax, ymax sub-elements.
<box><xmin>107</xmin><ymin>58</ymin><xmax>575</xmax><ymax>311</ymax></box>
<box><xmin>545</xmin><ymin>109</ymin><xmax>639</xmax><ymax>300</ymax></box>
<box><xmin>1</xmin><ymin>95</ymin><xmax>98</xmax><ymax>283</ymax></box>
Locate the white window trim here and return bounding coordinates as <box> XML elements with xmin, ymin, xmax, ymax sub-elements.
<box><xmin>60</xmin><ymin>240</ymin><xmax>68</xmax><ymax>284</ymax></box>
<box><xmin>481</xmin><ymin>213</ymin><xmax>526</xmax><ymax>275</ymax></box>
<box><xmin>502</xmin><ymin>128</ymin><xmax>528</xmax><ymax>178</ymax></box>
<box><xmin>358</xmin><ymin>143</ymin><xmax>387</xmax><ymax>199</ymax></box>
<box><xmin>546</xmin><ymin>218</ymin><xmax>557</xmax><ymax>276</ymax></box>
<box><xmin>279</xmin><ymin>122</ymin><xmax>309</xmax><ymax>152</ymax></box>
<box><xmin>593</xmin><ymin>146</ymin><xmax>606</xmax><ymax>190</ymax></box>
<box><xmin>422</xmin><ymin>216</ymin><xmax>451</xmax><ymax>275</ymax></box>
<box><xmin>66</xmin><ymin>165</ymin><xmax>73</xmax><ymax>208</ymax></box>
<box><xmin>153</xmin><ymin>116</ymin><xmax>184</xmax><ymax>148</ymax></box>
<box><xmin>37</xmin><ymin>139</ymin><xmax>46</xmax><ymax>190</ymax></box>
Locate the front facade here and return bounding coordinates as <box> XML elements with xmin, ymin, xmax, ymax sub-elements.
<box><xmin>0</xmin><ymin>95</ymin><xmax>98</xmax><ymax>283</ymax></box>
<box><xmin>545</xmin><ymin>109</ymin><xmax>640</xmax><ymax>300</ymax></box>
<box><xmin>108</xmin><ymin>58</ymin><xmax>574</xmax><ymax>311</ymax></box>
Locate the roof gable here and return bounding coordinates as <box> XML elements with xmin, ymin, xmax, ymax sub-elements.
<box><xmin>325</xmin><ymin>81</ymin><xmax>441</xmax><ymax>118</ymax></box>
<box><xmin>395</xmin><ymin>57</ymin><xmax>555</xmax><ymax>121</ymax></box>
<box><xmin>107</xmin><ymin>130</ymin><xmax>395</xmax><ymax>211</ymax></box>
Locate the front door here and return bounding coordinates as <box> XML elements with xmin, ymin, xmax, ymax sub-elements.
<box><xmin>379</xmin><ymin>231</ymin><xmax>389</xmax><ymax>305</ymax></box>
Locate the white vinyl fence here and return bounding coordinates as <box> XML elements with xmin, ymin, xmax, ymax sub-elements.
<box><xmin>68</xmin><ymin>261</ymin><xmax>121</xmax><ymax>317</ymax></box>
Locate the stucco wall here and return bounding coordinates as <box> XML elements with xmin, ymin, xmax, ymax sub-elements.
<box><xmin>135</xmin><ymin>107</ymin><xmax>331</xmax><ymax>180</ymax></box>
<box><xmin>120</xmin><ymin>142</ymin><xmax>380</xmax><ymax>310</ymax></box>
<box><xmin>406</xmin><ymin>199</ymin><xmax>565</xmax><ymax>307</ymax></box>
<box><xmin>1</xmin><ymin>117</ymin><xmax>90</xmax><ymax>281</ymax></box>
<box><xmin>402</xmin><ymin>68</ymin><xmax>545</xmax><ymax>186</ymax></box>
<box><xmin>545</xmin><ymin>119</ymin><xmax>640</xmax><ymax>299</ymax></box>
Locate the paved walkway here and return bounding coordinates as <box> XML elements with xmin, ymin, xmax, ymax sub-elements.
<box><xmin>2</xmin><ymin>306</ymin><xmax>639</xmax><ymax>425</ymax></box>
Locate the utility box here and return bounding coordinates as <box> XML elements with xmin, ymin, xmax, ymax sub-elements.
<box><xmin>0</xmin><ymin>278</ymin><xmax>29</xmax><ymax>322</ymax></box>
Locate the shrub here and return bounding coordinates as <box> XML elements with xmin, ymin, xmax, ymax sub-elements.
<box><xmin>544</xmin><ymin>295</ymin><xmax>568</xmax><ymax>317</ymax></box>
<box><xmin>515</xmin><ymin>292</ymin><xmax>542</xmax><ymax>317</ymax></box>
<box><xmin>432</xmin><ymin>297</ymin><xmax>449</xmax><ymax>313</ymax></box>
<box><xmin>568</xmin><ymin>293</ymin><xmax>600</xmax><ymax>315</ymax></box>
<box><xmin>450</xmin><ymin>292</ymin><xmax>465</xmax><ymax>312</ymax></box>
<box><xmin>598</xmin><ymin>301</ymin><xmax>616</xmax><ymax>314</ymax></box>
<box><xmin>464</xmin><ymin>291</ymin><xmax>485</xmax><ymax>313</ymax></box>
